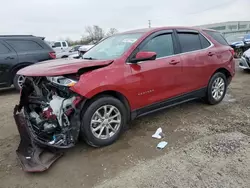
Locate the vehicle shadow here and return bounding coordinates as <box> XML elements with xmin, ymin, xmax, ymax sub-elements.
<box><xmin>0</xmin><ymin>87</ymin><xmax>17</xmax><ymax>96</ymax></box>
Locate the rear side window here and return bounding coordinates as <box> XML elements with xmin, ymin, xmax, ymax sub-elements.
<box><xmin>199</xmin><ymin>34</ymin><xmax>211</xmax><ymax>49</ymax></box>
<box><xmin>140</xmin><ymin>34</ymin><xmax>174</xmax><ymax>58</ymax></box>
<box><xmin>0</xmin><ymin>42</ymin><xmax>10</xmax><ymax>54</ymax></box>
<box><xmin>53</xmin><ymin>42</ymin><xmax>61</xmax><ymax>47</ymax></box>
<box><xmin>178</xmin><ymin>33</ymin><xmax>202</xmax><ymax>53</ymax></box>
<box><xmin>204</xmin><ymin>30</ymin><xmax>228</xmax><ymax>46</ymax></box>
<box><xmin>6</xmin><ymin>40</ymin><xmax>43</xmax><ymax>52</ymax></box>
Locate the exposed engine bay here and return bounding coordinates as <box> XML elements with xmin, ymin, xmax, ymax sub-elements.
<box><xmin>17</xmin><ymin>76</ymin><xmax>83</xmax><ymax>149</ymax></box>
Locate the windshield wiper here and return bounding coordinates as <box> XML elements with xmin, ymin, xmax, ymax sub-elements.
<box><xmin>83</xmin><ymin>57</ymin><xmax>97</xmax><ymax>60</ymax></box>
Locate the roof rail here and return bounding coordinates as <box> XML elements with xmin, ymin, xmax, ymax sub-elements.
<box><xmin>0</xmin><ymin>35</ymin><xmax>45</xmax><ymax>40</ymax></box>
<box><xmin>0</xmin><ymin>35</ymin><xmax>35</xmax><ymax>37</ymax></box>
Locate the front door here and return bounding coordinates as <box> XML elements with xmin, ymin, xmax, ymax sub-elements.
<box><xmin>128</xmin><ymin>31</ymin><xmax>185</xmax><ymax>109</ymax></box>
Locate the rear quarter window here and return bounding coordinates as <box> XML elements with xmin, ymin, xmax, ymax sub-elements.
<box><xmin>6</xmin><ymin>39</ymin><xmax>44</xmax><ymax>52</ymax></box>
<box><xmin>0</xmin><ymin>42</ymin><xmax>10</xmax><ymax>54</ymax></box>
<box><xmin>204</xmin><ymin>30</ymin><xmax>228</xmax><ymax>46</ymax></box>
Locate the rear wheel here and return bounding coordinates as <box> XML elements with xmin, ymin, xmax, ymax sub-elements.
<box><xmin>80</xmin><ymin>96</ymin><xmax>127</xmax><ymax>147</ymax></box>
<box><xmin>13</xmin><ymin>74</ymin><xmax>25</xmax><ymax>91</ymax></box>
<box><xmin>205</xmin><ymin>72</ymin><xmax>227</xmax><ymax>105</ymax></box>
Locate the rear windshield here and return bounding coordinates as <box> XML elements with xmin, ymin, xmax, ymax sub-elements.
<box><xmin>204</xmin><ymin>30</ymin><xmax>229</xmax><ymax>46</ymax></box>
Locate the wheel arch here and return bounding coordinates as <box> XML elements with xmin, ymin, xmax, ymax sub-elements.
<box><xmin>11</xmin><ymin>62</ymin><xmax>34</xmax><ymax>74</ymax></box>
<box><xmin>212</xmin><ymin>67</ymin><xmax>232</xmax><ymax>84</ymax></box>
<box><xmin>83</xmin><ymin>90</ymin><xmax>132</xmax><ymax>121</ymax></box>
<box><xmin>9</xmin><ymin>62</ymin><xmax>34</xmax><ymax>86</ymax></box>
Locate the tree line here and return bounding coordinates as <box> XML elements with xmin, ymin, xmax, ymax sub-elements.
<box><xmin>66</xmin><ymin>25</ymin><xmax>118</xmax><ymax>46</ymax></box>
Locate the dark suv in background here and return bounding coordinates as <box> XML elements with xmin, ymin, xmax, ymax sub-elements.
<box><xmin>0</xmin><ymin>35</ymin><xmax>55</xmax><ymax>90</ymax></box>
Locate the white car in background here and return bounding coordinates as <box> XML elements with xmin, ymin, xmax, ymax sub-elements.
<box><xmin>68</xmin><ymin>44</ymin><xmax>94</xmax><ymax>59</ymax></box>
<box><xmin>239</xmin><ymin>48</ymin><xmax>250</xmax><ymax>70</ymax></box>
<box><xmin>51</xmin><ymin>41</ymin><xmax>69</xmax><ymax>58</ymax></box>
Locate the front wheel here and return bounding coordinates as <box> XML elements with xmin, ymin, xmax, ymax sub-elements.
<box><xmin>205</xmin><ymin>72</ymin><xmax>227</xmax><ymax>105</ymax></box>
<box><xmin>80</xmin><ymin>96</ymin><xmax>127</xmax><ymax>147</ymax></box>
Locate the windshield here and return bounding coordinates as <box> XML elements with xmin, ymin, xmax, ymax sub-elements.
<box><xmin>226</xmin><ymin>34</ymin><xmax>245</xmax><ymax>43</ymax></box>
<box><xmin>82</xmin><ymin>33</ymin><xmax>143</xmax><ymax>60</ymax></box>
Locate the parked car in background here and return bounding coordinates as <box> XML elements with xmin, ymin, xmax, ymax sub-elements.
<box><xmin>51</xmin><ymin>41</ymin><xmax>70</xmax><ymax>58</ymax></box>
<box><xmin>0</xmin><ymin>35</ymin><xmax>55</xmax><ymax>90</ymax></box>
<box><xmin>56</xmin><ymin>45</ymin><xmax>82</xmax><ymax>59</ymax></box>
<box><xmin>68</xmin><ymin>44</ymin><xmax>95</xmax><ymax>59</ymax></box>
<box><xmin>78</xmin><ymin>44</ymin><xmax>94</xmax><ymax>57</ymax></box>
<box><xmin>226</xmin><ymin>34</ymin><xmax>250</xmax><ymax>58</ymax></box>
<box><xmin>15</xmin><ymin>26</ymin><xmax>235</xmax><ymax>172</ymax></box>
<box><xmin>239</xmin><ymin>48</ymin><xmax>250</xmax><ymax>70</ymax></box>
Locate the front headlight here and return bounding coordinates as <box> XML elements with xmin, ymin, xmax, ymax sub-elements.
<box><xmin>47</xmin><ymin>76</ymin><xmax>77</xmax><ymax>87</ymax></box>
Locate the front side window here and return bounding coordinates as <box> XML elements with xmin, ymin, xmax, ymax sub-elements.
<box><xmin>140</xmin><ymin>34</ymin><xmax>174</xmax><ymax>58</ymax></box>
<box><xmin>6</xmin><ymin>40</ymin><xmax>43</xmax><ymax>52</ymax></box>
<box><xmin>82</xmin><ymin>33</ymin><xmax>143</xmax><ymax>60</ymax></box>
<box><xmin>178</xmin><ymin>33</ymin><xmax>202</xmax><ymax>53</ymax></box>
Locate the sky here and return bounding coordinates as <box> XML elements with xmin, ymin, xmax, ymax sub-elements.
<box><xmin>0</xmin><ymin>0</ymin><xmax>249</xmax><ymax>40</ymax></box>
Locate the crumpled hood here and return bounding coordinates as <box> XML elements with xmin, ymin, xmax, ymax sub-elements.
<box><xmin>17</xmin><ymin>58</ymin><xmax>113</xmax><ymax>76</ymax></box>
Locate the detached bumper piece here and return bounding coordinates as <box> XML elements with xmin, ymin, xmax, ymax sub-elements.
<box><xmin>14</xmin><ymin>106</ymin><xmax>63</xmax><ymax>172</ymax></box>
<box><xmin>239</xmin><ymin>56</ymin><xmax>250</xmax><ymax>69</ymax></box>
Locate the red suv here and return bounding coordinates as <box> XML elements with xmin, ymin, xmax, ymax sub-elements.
<box><xmin>14</xmin><ymin>27</ymin><xmax>235</xmax><ymax>170</ymax></box>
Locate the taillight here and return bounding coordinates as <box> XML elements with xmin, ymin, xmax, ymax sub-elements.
<box><xmin>49</xmin><ymin>52</ymin><xmax>56</xmax><ymax>59</ymax></box>
<box><xmin>230</xmin><ymin>48</ymin><xmax>235</xmax><ymax>57</ymax></box>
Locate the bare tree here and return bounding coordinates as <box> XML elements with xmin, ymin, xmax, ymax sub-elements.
<box><xmin>106</xmin><ymin>28</ymin><xmax>118</xmax><ymax>36</ymax></box>
<box><xmin>85</xmin><ymin>25</ymin><xmax>105</xmax><ymax>44</ymax></box>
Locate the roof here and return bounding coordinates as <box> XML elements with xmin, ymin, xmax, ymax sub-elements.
<box><xmin>119</xmin><ymin>26</ymin><xmax>205</xmax><ymax>35</ymax></box>
<box><xmin>0</xmin><ymin>35</ymin><xmax>45</xmax><ymax>40</ymax></box>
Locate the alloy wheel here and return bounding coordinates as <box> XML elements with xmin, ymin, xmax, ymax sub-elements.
<box><xmin>211</xmin><ymin>77</ymin><xmax>225</xmax><ymax>101</ymax></box>
<box><xmin>17</xmin><ymin>75</ymin><xmax>25</xmax><ymax>89</ymax></box>
<box><xmin>90</xmin><ymin>105</ymin><xmax>121</xmax><ymax>140</ymax></box>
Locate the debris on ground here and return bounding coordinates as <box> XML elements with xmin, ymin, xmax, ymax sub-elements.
<box><xmin>156</xmin><ymin>141</ymin><xmax>168</xmax><ymax>149</ymax></box>
<box><xmin>152</xmin><ymin>127</ymin><xmax>164</xmax><ymax>139</ymax></box>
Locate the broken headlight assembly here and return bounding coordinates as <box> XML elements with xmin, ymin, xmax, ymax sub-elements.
<box><xmin>46</xmin><ymin>76</ymin><xmax>78</xmax><ymax>87</ymax></box>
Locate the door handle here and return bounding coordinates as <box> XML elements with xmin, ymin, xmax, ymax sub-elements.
<box><xmin>208</xmin><ymin>52</ymin><xmax>215</xmax><ymax>56</ymax></box>
<box><xmin>5</xmin><ymin>56</ymin><xmax>14</xmax><ymax>60</ymax></box>
<box><xmin>169</xmin><ymin>60</ymin><xmax>180</xmax><ymax>65</ymax></box>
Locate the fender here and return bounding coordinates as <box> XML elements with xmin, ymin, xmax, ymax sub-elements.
<box><xmin>70</xmin><ymin>65</ymin><xmax>137</xmax><ymax>109</ymax></box>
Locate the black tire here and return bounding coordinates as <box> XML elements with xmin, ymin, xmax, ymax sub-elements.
<box><xmin>61</xmin><ymin>55</ymin><xmax>68</xmax><ymax>58</ymax></box>
<box><xmin>235</xmin><ymin>48</ymin><xmax>243</xmax><ymax>58</ymax></box>
<box><xmin>205</xmin><ymin>72</ymin><xmax>227</xmax><ymax>105</ymax></box>
<box><xmin>80</xmin><ymin>96</ymin><xmax>127</xmax><ymax>147</ymax></box>
<box><xmin>13</xmin><ymin>74</ymin><xmax>25</xmax><ymax>91</ymax></box>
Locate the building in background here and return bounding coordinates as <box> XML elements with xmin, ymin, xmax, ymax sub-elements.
<box><xmin>197</xmin><ymin>21</ymin><xmax>250</xmax><ymax>37</ymax></box>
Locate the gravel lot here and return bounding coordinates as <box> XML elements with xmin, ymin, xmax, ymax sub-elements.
<box><xmin>1</xmin><ymin>62</ymin><xmax>250</xmax><ymax>188</ymax></box>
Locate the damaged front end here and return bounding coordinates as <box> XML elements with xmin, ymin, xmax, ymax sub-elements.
<box><xmin>14</xmin><ymin>76</ymin><xmax>84</xmax><ymax>172</ymax></box>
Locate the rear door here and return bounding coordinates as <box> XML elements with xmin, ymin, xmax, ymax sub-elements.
<box><xmin>128</xmin><ymin>30</ymin><xmax>185</xmax><ymax>109</ymax></box>
<box><xmin>0</xmin><ymin>40</ymin><xmax>17</xmax><ymax>85</ymax></box>
<box><xmin>176</xmin><ymin>30</ymin><xmax>214</xmax><ymax>92</ymax></box>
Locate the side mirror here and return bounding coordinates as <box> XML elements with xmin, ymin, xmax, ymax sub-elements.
<box><xmin>131</xmin><ymin>51</ymin><xmax>157</xmax><ymax>63</ymax></box>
